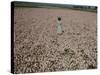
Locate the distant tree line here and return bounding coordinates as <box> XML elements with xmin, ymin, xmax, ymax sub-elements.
<box><xmin>12</xmin><ymin>1</ymin><xmax>97</xmax><ymax>12</ymax></box>
<box><xmin>73</xmin><ymin>6</ymin><xmax>97</xmax><ymax>10</ymax></box>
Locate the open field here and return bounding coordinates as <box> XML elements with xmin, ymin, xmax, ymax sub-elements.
<box><xmin>14</xmin><ymin>7</ymin><xmax>97</xmax><ymax>73</ymax></box>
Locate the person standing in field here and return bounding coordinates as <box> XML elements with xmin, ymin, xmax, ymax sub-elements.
<box><xmin>57</xmin><ymin>17</ymin><xmax>64</xmax><ymax>35</ymax></box>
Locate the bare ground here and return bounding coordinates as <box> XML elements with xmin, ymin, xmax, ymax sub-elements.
<box><xmin>14</xmin><ymin>7</ymin><xmax>97</xmax><ymax>73</ymax></box>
